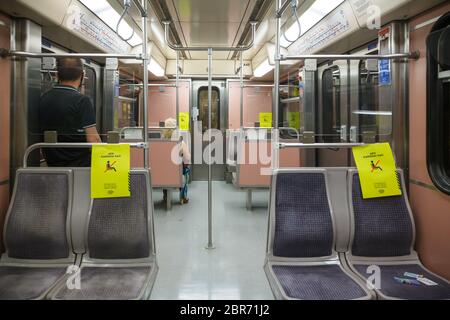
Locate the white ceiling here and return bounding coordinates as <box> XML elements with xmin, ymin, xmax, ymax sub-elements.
<box><xmin>166</xmin><ymin>0</ymin><xmax>257</xmax><ymax>59</ymax></box>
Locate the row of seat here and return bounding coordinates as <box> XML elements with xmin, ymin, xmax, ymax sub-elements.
<box><xmin>265</xmin><ymin>168</ymin><xmax>450</xmax><ymax>300</ymax></box>
<box><xmin>0</xmin><ymin>168</ymin><xmax>158</xmax><ymax>300</ymax></box>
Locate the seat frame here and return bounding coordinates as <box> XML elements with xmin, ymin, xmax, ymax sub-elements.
<box><xmin>264</xmin><ymin>168</ymin><xmax>373</xmax><ymax>300</ymax></box>
<box><xmin>344</xmin><ymin>169</ymin><xmax>450</xmax><ymax>300</ymax></box>
<box><xmin>48</xmin><ymin>169</ymin><xmax>158</xmax><ymax>300</ymax></box>
<box><xmin>0</xmin><ymin>168</ymin><xmax>77</xmax><ymax>300</ymax></box>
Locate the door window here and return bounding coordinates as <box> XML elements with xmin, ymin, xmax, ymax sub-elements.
<box><xmin>198</xmin><ymin>87</ymin><xmax>220</xmax><ymax>133</ymax></box>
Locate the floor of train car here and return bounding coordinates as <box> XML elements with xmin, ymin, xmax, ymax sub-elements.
<box><xmin>150</xmin><ymin>181</ymin><xmax>273</xmax><ymax>300</ymax></box>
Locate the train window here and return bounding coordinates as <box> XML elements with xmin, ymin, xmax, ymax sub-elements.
<box><xmin>198</xmin><ymin>87</ymin><xmax>220</xmax><ymax>133</ymax></box>
<box><xmin>426</xmin><ymin>13</ymin><xmax>450</xmax><ymax>195</ymax></box>
<box><xmin>81</xmin><ymin>66</ymin><xmax>97</xmax><ymax>114</ymax></box>
<box><xmin>444</xmin><ymin>81</ymin><xmax>450</xmax><ymax>178</ymax></box>
<box><xmin>321</xmin><ymin>66</ymin><xmax>341</xmax><ymax>143</ymax></box>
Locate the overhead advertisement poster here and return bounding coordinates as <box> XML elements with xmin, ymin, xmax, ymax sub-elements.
<box><xmin>91</xmin><ymin>144</ymin><xmax>131</xmax><ymax>199</ymax></box>
<box><xmin>352</xmin><ymin>143</ymin><xmax>401</xmax><ymax>199</ymax></box>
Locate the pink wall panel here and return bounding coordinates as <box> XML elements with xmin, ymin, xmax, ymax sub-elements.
<box><xmin>410</xmin><ymin>184</ymin><xmax>450</xmax><ymax>280</ymax></box>
<box><xmin>237</xmin><ymin>140</ymin><xmax>300</xmax><ymax>187</ymax></box>
<box><xmin>148</xmin><ymin>81</ymin><xmax>189</xmax><ymax>127</ymax></box>
<box><xmin>279</xmin><ymin>148</ymin><xmax>301</xmax><ymax>167</ymax></box>
<box><xmin>228</xmin><ymin>81</ymin><xmax>273</xmax><ymax>129</ymax></box>
<box><xmin>243</xmin><ymin>87</ymin><xmax>272</xmax><ymax>127</ymax></box>
<box><xmin>238</xmin><ymin>141</ymin><xmax>271</xmax><ymax>187</ymax></box>
<box><xmin>408</xmin><ymin>2</ymin><xmax>450</xmax><ymax>280</ymax></box>
<box><xmin>130</xmin><ymin>141</ymin><xmax>182</xmax><ymax>188</ymax></box>
<box><xmin>130</xmin><ymin>148</ymin><xmax>144</xmax><ymax>168</ymax></box>
<box><xmin>178</xmin><ymin>81</ymin><xmax>190</xmax><ymax>113</ymax></box>
<box><xmin>228</xmin><ymin>82</ymin><xmax>241</xmax><ymax>129</ymax></box>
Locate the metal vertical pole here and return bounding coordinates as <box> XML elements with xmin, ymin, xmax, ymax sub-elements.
<box><xmin>206</xmin><ymin>48</ymin><xmax>214</xmax><ymax>249</ymax></box>
<box><xmin>142</xmin><ymin>0</ymin><xmax>149</xmax><ymax>168</ymax></box>
<box><xmin>176</xmin><ymin>49</ymin><xmax>179</xmax><ymax>127</ymax></box>
<box><xmin>240</xmin><ymin>50</ymin><xmax>244</xmax><ymax>128</ymax></box>
<box><xmin>273</xmin><ymin>0</ymin><xmax>281</xmax><ymax>170</ymax></box>
<box><xmin>274</xmin><ymin>0</ymin><xmax>281</xmax><ymax>130</ymax></box>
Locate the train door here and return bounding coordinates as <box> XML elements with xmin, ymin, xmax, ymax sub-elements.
<box><xmin>316</xmin><ymin>60</ymin><xmax>350</xmax><ymax>166</ymax></box>
<box><xmin>191</xmin><ymin>80</ymin><xmax>226</xmax><ymax>181</ymax></box>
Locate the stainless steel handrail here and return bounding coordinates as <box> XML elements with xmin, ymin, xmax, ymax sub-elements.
<box><xmin>242</xmin><ymin>84</ymin><xmax>275</xmax><ymax>88</ymax></box>
<box><xmin>132</xmin><ymin>0</ymin><xmax>147</xmax><ymax>17</ymax></box>
<box><xmin>122</xmin><ymin>83</ymin><xmax>178</xmax><ymax>87</ymax></box>
<box><xmin>278</xmin><ymin>142</ymin><xmax>366</xmax><ymax>149</ymax></box>
<box><xmin>2</xmin><ymin>50</ymin><xmax>143</xmax><ymax>59</ymax></box>
<box><xmin>276</xmin><ymin>0</ymin><xmax>293</xmax><ymax>18</ymax></box>
<box><xmin>119</xmin><ymin>126</ymin><xmax>178</xmax><ymax>136</ymax></box>
<box><xmin>23</xmin><ymin>142</ymin><xmax>147</xmax><ymax>168</ymax></box>
<box><xmin>279</xmin><ymin>52</ymin><xmax>420</xmax><ymax>61</ymax></box>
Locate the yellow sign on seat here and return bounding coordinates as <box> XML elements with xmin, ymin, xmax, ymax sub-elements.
<box><xmin>91</xmin><ymin>144</ymin><xmax>131</xmax><ymax>199</ymax></box>
<box><xmin>179</xmin><ymin>112</ymin><xmax>190</xmax><ymax>131</ymax></box>
<box><xmin>352</xmin><ymin>143</ymin><xmax>401</xmax><ymax>199</ymax></box>
<box><xmin>259</xmin><ymin>112</ymin><xmax>272</xmax><ymax>128</ymax></box>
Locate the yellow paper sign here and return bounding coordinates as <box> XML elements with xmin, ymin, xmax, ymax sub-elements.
<box><xmin>287</xmin><ymin>112</ymin><xmax>300</xmax><ymax>129</ymax></box>
<box><xmin>91</xmin><ymin>144</ymin><xmax>130</xmax><ymax>199</ymax></box>
<box><xmin>352</xmin><ymin>143</ymin><xmax>401</xmax><ymax>199</ymax></box>
<box><xmin>259</xmin><ymin>112</ymin><xmax>272</xmax><ymax>128</ymax></box>
<box><xmin>179</xmin><ymin>112</ymin><xmax>190</xmax><ymax>131</ymax></box>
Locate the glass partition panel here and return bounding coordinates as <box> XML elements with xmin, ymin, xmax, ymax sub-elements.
<box><xmin>355</xmin><ymin>58</ymin><xmax>392</xmax><ymax>138</ymax></box>
<box><xmin>321</xmin><ymin>65</ymin><xmax>341</xmax><ymax>143</ymax></box>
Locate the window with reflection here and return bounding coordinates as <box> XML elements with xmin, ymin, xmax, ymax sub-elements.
<box><xmin>81</xmin><ymin>66</ymin><xmax>97</xmax><ymax>114</ymax></box>
<box><xmin>198</xmin><ymin>87</ymin><xmax>220</xmax><ymax>133</ymax></box>
<box><xmin>114</xmin><ymin>72</ymin><xmax>140</xmax><ymax>129</ymax></box>
<box><xmin>444</xmin><ymin>81</ymin><xmax>450</xmax><ymax>178</ymax></box>
<box><xmin>358</xmin><ymin>60</ymin><xmax>380</xmax><ymax>137</ymax></box>
<box><xmin>426</xmin><ymin>13</ymin><xmax>450</xmax><ymax>195</ymax></box>
<box><xmin>321</xmin><ymin>66</ymin><xmax>341</xmax><ymax>142</ymax></box>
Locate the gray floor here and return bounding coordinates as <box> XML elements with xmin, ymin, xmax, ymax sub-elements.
<box><xmin>150</xmin><ymin>181</ymin><xmax>274</xmax><ymax>300</ymax></box>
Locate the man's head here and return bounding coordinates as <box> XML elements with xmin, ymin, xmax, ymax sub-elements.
<box><xmin>57</xmin><ymin>57</ymin><xmax>84</xmax><ymax>87</ymax></box>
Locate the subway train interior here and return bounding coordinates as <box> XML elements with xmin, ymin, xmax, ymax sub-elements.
<box><xmin>0</xmin><ymin>0</ymin><xmax>449</xmax><ymax>302</ymax></box>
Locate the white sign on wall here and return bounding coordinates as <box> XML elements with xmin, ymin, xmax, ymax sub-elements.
<box><xmin>289</xmin><ymin>7</ymin><xmax>353</xmax><ymax>55</ymax></box>
<box><xmin>349</xmin><ymin>0</ymin><xmax>375</xmax><ymax>23</ymax></box>
<box><xmin>64</xmin><ymin>4</ymin><xmax>129</xmax><ymax>54</ymax></box>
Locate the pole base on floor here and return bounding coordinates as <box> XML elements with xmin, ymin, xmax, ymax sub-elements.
<box><xmin>246</xmin><ymin>189</ymin><xmax>252</xmax><ymax>211</ymax></box>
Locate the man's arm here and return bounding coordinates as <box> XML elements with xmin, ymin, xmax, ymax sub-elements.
<box><xmin>85</xmin><ymin>126</ymin><xmax>102</xmax><ymax>143</ymax></box>
<box><xmin>79</xmin><ymin>96</ymin><xmax>101</xmax><ymax>143</ymax></box>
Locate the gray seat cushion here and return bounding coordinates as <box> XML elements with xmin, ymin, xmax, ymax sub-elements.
<box><xmin>351</xmin><ymin>173</ymin><xmax>413</xmax><ymax>257</ymax></box>
<box><xmin>88</xmin><ymin>174</ymin><xmax>150</xmax><ymax>259</ymax></box>
<box><xmin>0</xmin><ymin>266</ymin><xmax>67</xmax><ymax>300</ymax></box>
<box><xmin>54</xmin><ymin>267</ymin><xmax>151</xmax><ymax>300</ymax></box>
<box><xmin>273</xmin><ymin>173</ymin><xmax>333</xmax><ymax>258</ymax></box>
<box><xmin>272</xmin><ymin>265</ymin><xmax>368</xmax><ymax>300</ymax></box>
<box><xmin>354</xmin><ymin>264</ymin><xmax>450</xmax><ymax>300</ymax></box>
<box><xmin>6</xmin><ymin>172</ymin><xmax>70</xmax><ymax>259</ymax></box>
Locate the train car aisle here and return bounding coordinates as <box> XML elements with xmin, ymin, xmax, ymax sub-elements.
<box><xmin>150</xmin><ymin>182</ymin><xmax>273</xmax><ymax>300</ymax></box>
